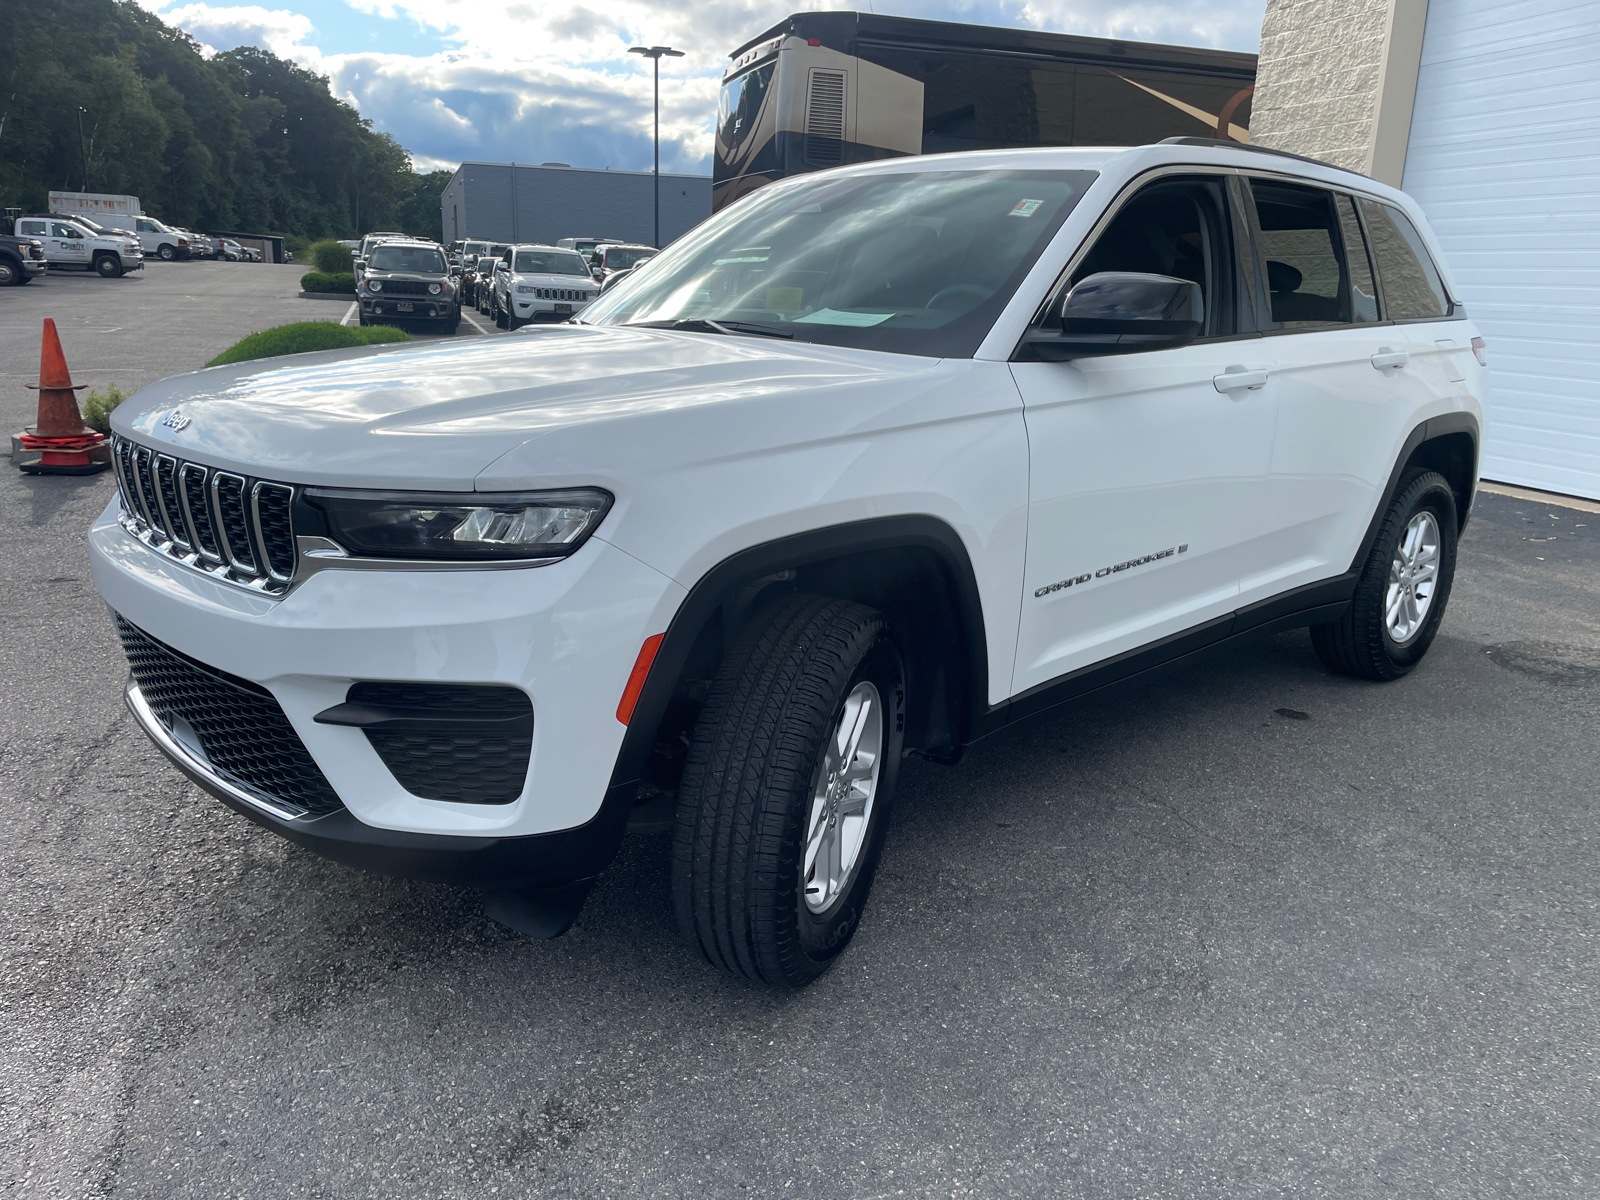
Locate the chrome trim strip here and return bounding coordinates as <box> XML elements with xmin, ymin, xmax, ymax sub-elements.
<box><xmin>130</xmin><ymin>446</ymin><xmax>159</xmax><ymax>530</ymax></box>
<box><xmin>293</xmin><ymin>535</ymin><xmax>562</xmax><ymax>579</ymax></box>
<box><xmin>154</xmin><ymin>454</ymin><xmax>190</xmax><ymax>550</ymax></box>
<box><xmin>178</xmin><ymin>462</ymin><xmax>223</xmax><ymax>564</ymax></box>
<box><xmin>251</xmin><ymin>481</ymin><xmax>296</xmax><ymax>583</ymax></box>
<box><xmin>124</xmin><ymin>678</ymin><xmax>307</xmax><ymax>822</ymax></box>
<box><xmin>210</xmin><ymin>472</ymin><xmax>260</xmax><ymax>576</ymax></box>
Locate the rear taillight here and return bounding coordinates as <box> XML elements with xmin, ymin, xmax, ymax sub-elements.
<box><xmin>1470</xmin><ymin>336</ymin><xmax>1487</xmax><ymax>367</ymax></box>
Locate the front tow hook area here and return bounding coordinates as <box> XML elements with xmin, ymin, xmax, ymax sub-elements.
<box><xmin>483</xmin><ymin>877</ymin><xmax>596</xmax><ymax>938</ymax></box>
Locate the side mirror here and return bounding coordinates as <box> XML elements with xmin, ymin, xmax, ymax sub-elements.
<box><xmin>353</xmin><ymin>257</ymin><xmax>365</xmax><ymax>268</ymax></box>
<box><xmin>1020</xmin><ymin>272</ymin><xmax>1203</xmax><ymax>362</ymax></box>
<box><xmin>495</xmin><ymin>261</ymin><xmax>509</xmax><ymax>272</ymax></box>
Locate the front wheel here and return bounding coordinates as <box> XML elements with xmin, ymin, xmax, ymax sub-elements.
<box><xmin>494</xmin><ymin>296</ymin><xmax>508</xmax><ymax>329</ymax></box>
<box><xmin>95</xmin><ymin>254</ymin><xmax>123</xmax><ymax>278</ymax></box>
<box><xmin>157</xmin><ymin>244</ymin><xmax>175</xmax><ymax>261</ymax></box>
<box><xmin>0</xmin><ymin>260</ymin><xmax>17</xmax><ymax>286</ymax></box>
<box><xmin>673</xmin><ymin>594</ymin><xmax>905</xmax><ymax>988</ymax></box>
<box><xmin>1311</xmin><ymin>468</ymin><xmax>1459</xmax><ymax>680</ymax></box>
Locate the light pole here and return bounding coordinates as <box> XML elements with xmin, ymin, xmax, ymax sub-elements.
<box><xmin>76</xmin><ymin>106</ymin><xmax>90</xmax><ymax>192</ymax></box>
<box><xmin>628</xmin><ymin>44</ymin><xmax>683</xmax><ymax>248</ymax></box>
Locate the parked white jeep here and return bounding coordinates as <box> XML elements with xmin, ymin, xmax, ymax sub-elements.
<box><xmin>91</xmin><ymin>140</ymin><xmax>1484</xmax><ymax>987</ymax></box>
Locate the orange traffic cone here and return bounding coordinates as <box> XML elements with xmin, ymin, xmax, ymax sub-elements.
<box><xmin>17</xmin><ymin>318</ymin><xmax>109</xmax><ymax>476</ymax></box>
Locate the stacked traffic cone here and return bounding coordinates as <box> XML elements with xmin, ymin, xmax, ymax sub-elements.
<box><xmin>16</xmin><ymin>318</ymin><xmax>109</xmax><ymax>476</ymax></box>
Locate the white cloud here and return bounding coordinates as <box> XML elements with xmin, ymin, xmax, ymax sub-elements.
<box><xmin>143</xmin><ymin>1</ymin><xmax>1265</xmax><ymax>175</ymax></box>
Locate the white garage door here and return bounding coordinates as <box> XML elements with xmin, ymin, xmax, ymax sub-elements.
<box><xmin>1401</xmin><ymin>0</ymin><xmax>1600</xmax><ymax>500</ymax></box>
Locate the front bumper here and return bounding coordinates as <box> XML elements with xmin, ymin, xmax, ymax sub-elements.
<box><xmin>361</xmin><ymin>297</ymin><xmax>457</xmax><ymax>321</ymax></box>
<box><xmin>514</xmin><ymin>296</ymin><xmax>593</xmax><ymax>321</ymax></box>
<box><xmin>89</xmin><ymin>498</ymin><xmax>687</xmax><ymax>880</ymax></box>
<box><xmin>22</xmin><ymin>258</ymin><xmax>47</xmax><ymax>278</ymax></box>
<box><xmin>120</xmin><ymin>254</ymin><xmax>144</xmax><ymax>270</ymax></box>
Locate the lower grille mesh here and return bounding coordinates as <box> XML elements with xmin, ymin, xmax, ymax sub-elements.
<box><xmin>346</xmin><ymin>682</ymin><xmax>533</xmax><ymax>806</ymax></box>
<box><xmin>117</xmin><ymin>616</ymin><xmax>343</xmax><ymax>818</ymax></box>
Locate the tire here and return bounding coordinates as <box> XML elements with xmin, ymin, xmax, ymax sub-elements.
<box><xmin>157</xmin><ymin>244</ymin><xmax>175</xmax><ymax>261</ymax></box>
<box><xmin>0</xmin><ymin>259</ymin><xmax>17</xmax><ymax>286</ymax></box>
<box><xmin>494</xmin><ymin>295</ymin><xmax>508</xmax><ymax>329</ymax></box>
<box><xmin>95</xmin><ymin>254</ymin><xmax>123</xmax><ymax>278</ymax></box>
<box><xmin>1311</xmin><ymin>468</ymin><xmax>1458</xmax><ymax>681</ymax></box>
<box><xmin>447</xmin><ymin>312</ymin><xmax>460</xmax><ymax>334</ymax></box>
<box><xmin>673</xmin><ymin>594</ymin><xmax>905</xmax><ymax>988</ymax></box>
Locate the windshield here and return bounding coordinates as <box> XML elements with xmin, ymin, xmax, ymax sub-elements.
<box><xmin>583</xmin><ymin>168</ymin><xmax>1095</xmax><ymax>357</ymax></box>
<box><xmin>463</xmin><ymin>241</ymin><xmax>488</xmax><ymax>257</ymax></box>
<box><xmin>476</xmin><ymin>256</ymin><xmax>497</xmax><ymax>271</ymax></box>
<box><xmin>718</xmin><ymin>63</ymin><xmax>775</xmax><ymax>156</ymax></box>
<box><xmin>601</xmin><ymin>247</ymin><xmax>654</xmax><ymax>271</ymax></box>
<box><xmin>368</xmin><ymin>245</ymin><xmax>448</xmax><ymax>273</ymax></box>
<box><xmin>514</xmin><ymin>249</ymin><xmax>591</xmax><ymax>276</ymax></box>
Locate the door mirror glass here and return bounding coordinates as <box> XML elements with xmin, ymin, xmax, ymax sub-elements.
<box><xmin>1024</xmin><ymin>271</ymin><xmax>1203</xmax><ymax>360</ymax></box>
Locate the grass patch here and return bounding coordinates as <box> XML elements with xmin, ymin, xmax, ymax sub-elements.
<box><xmin>81</xmin><ymin>383</ymin><xmax>130</xmax><ymax>435</ymax></box>
<box><xmin>300</xmin><ymin>271</ymin><xmax>355</xmax><ymax>294</ymax></box>
<box><xmin>206</xmin><ymin>322</ymin><xmax>411</xmax><ymax>368</ymax></box>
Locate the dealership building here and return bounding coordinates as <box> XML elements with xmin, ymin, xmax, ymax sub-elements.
<box><xmin>1254</xmin><ymin>0</ymin><xmax>1599</xmax><ymax>500</ymax></box>
<box><xmin>439</xmin><ymin>162</ymin><xmax>712</xmax><ymax>251</ymax></box>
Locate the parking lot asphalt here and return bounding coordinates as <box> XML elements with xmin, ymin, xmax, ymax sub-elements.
<box><xmin>1</xmin><ymin>270</ymin><xmax>1597</xmax><ymax>1198</ymax></box>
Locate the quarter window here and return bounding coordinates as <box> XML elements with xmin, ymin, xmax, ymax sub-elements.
<box><xmin>1358</xmin><ymin>199</ymin><xmax>1452</xmax><ymax>320</ymax></box>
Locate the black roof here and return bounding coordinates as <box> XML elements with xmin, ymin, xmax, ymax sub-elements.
<box><xmin>731</xmin><ymin>11</ymin><xmax>1255</xmax><ymax>79</ymax></box>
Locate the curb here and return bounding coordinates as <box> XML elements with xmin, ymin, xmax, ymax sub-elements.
<box><xmin>299</xmin><ymin>291</ymin><xmax>356</xmax><ymax>301</ymax></box>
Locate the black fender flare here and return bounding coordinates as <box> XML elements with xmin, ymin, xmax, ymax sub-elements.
<box><xmin>603</xmin><ymin>515</ymin><xmax>992</xmax><ymax>800</ymax></box>
<box><xmin>1351</xmin><ymin>410</ymin><xmax>1480</xmax><ymax>573</ymax></box>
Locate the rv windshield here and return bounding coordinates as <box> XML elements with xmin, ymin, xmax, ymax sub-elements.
<box><xmin>718</xmin><ymin>63</ymin><xmax>775</xmax><ymax>156</ymax></box>
<box><xmin>582</xmin><ymin>168</ymin><xmax>1096</xmax><ymax>358</ymax></box>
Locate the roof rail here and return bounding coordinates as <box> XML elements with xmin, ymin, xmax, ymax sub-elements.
<box><xmin>1157</xmin><ymin>137</ymin><xmax>1372</xmax><ymax>180</ymax></box>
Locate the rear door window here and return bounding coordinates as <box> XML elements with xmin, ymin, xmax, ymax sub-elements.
<box><xmin>1335</xmin><ymin>195</ymin><xmax>1380</xmax><ymax>322</ymax></box>
<box><xmin>1357</xmin><ymin>199</ymin><xmax>1452</xmax><ymax>320</ymax></box>
<box><xmin>1247</xmin><ymin>180</ymin><xmax>1355</xmax><ymax>328</ymax></box>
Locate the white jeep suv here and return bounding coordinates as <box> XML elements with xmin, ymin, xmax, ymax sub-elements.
<box><xmin>91</xmin><ymin>140</ymin><xmax>1485</xmax><ymax>987</ymax></box>
<box><xmin>489</xmin><ymin>244</ymin><xmax>600</xmax><ymax>328</ymax></box>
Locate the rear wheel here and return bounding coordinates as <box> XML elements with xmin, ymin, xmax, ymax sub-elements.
<box><xmin>95</xmin><ymin>254</ymin><xmax>123</xmax><ymax>278</ymax></box>
<box><xmin>673</xmin><ymin>594</ymin><xmax>905</xmax><ymax>988</ymax></box>
<box><xmin>1311</xmin><ymin>468</ymin><xmax>1458</xmax><ymax>680</ymax></box>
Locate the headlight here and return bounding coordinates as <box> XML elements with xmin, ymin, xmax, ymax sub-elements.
<box><xmin>368</xmin><ymin>279</ymin><xmax>382</xmax><ymax>292</ymax></box>
<box><xmin>300</xmin><ymin>488</ymin><xmax>613</xmax><ymax>561</ymax></box>
<box><xmin>516</xmin><ymin>284</ymin><xmax>535</xmax><ymax>294</ymax></box>
<box><xmin>428</xmin><ymin>282</ymin><xmax>442</xmax><ymax>295</ymax></box>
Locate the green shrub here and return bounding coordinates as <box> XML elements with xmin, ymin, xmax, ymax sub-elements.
<box><xmin>206</xmin><ymin>322</ymin><xmax>411</xmax><ymax>368</ymax></box>
<box><xmin>308</xmin><ymin>238</ymin><xmax>354</xmax><ymax>274</ymax></box>
<box><xmin>81</xmin><ymin>383</ymin><xmax>129</xmax><ymax>435</ymax></box>
<box><xmin>299</xmin><ymin>271</ymin><xmax>356</xmax><ymax>294</ymax></box>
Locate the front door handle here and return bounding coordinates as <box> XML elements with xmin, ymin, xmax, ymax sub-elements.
<box><xmin>1371</xmin><ymin>347</ymin><xmax>1409</xmax><ymax>370</ymax></box>
<box><xmin>1213</xmin><ymin>367</ymin><xmax>1269</xmax><ymax>394</ymax></box>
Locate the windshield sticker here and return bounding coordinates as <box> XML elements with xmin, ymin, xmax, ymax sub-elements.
<box><xmin>1009</xmin><ymin>199</ymin><xmax>1044</xmax><ymax>218</ymax></box>
<box><xmin>793</xmin><ymin>309</ymin><xmax>895</xmax><ymax>327</ymax></box>
<box><xmin>765</xmin><ymin>287</ymin><xmax>804</xmax><ymax>311</ymax></box>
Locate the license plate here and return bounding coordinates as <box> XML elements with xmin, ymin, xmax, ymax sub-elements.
<box><xmin>397</xmin><ymin>302</ymin><xmax>414</xmax><ymax>312</ymax></box>
<box><xmin>554</xmin><ymin>303</ymin><xmax>572</xmax><ymax>313</ymax></box>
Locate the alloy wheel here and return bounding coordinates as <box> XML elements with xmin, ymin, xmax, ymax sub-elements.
<box><xmin>802</xmin><ymin>681</ymin><xmax>883</xmax><ymax>914</ymax></box>
<box><xmin>1385</xmin><ymin>510</ymin><xmax>1441</xmax><ymax>644</ymax></box>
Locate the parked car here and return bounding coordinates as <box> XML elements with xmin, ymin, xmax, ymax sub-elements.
<box><xmin>14</xmin><ymin>214</ymin><xmax>143</xmax><ymax>277</ymax></box>
<box><xmin>473</xmin><ymin>255</ymin><xmax>500</xmax><ymax>315</ymax></box>
<box><xmin>89</xmin><ymin>141</ymin><xmax>1484</xmax><ymax>987</ymax></box>
<box><xmin>97</xmin><ymin>213</ymin><xmax>192</xmax><ymax>260</ymax></box>
<box><xmin>357</xmin><ymin>238</ymin><xmax>460</xmax><ymax>331</ymax></box>
<box><xmin>219</xmin><ymin>238</ymin><xmax>245</xmax><ymax>262</ymax></box>
<box><xmin>592</xmin><ymin>243</ymin><xmax>655</xmax><ymax>286</ymax></box>
<box><xmin>488</xmin><ymin>244</ymin><xmax>599</xmax><ymax>329</ymax></box>
<box><xmin>556</xmin><ymin>236</ymin><xmax>625</xmax><ymax>273</ymax></box>
<box><xmin>0</xmin><ymin>230</ymin><xmax>48</xmax><ymax>285</ymax></box>
<box><xmin>353</xmin><ymin>231</ymin><xmax>407</xmax><ymax>279</ymax></box>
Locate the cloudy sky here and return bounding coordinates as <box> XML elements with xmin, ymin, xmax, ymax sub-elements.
<box><xmin>139</xmin><ymin>0</ymin><xmax>1267</xmax><ymax>175</ymax></box>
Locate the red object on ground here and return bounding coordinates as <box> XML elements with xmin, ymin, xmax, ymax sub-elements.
<box><xmin>16</xmin><ymin>318</ymin><xmax>108</xmax><ymax>475</ymax></box>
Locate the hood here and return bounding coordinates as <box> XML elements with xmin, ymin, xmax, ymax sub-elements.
<box><xmin>111</xmin><ymin>324</ymin><xmax>938</xmax><ymax>491</ymax></box>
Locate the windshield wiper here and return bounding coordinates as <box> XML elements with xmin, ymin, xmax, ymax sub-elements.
<box><xmin>625</xmin><ymin>318</ymin><xmax>793</xmax><ymax>339</ymax></box>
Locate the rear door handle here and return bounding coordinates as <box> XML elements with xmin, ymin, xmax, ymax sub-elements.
<box><xmin>1213</xmin><ymin>367</ymin><xmax>1270</xmax><ymax>393</ymax></box>
<box><xmin>1371</xmin><ymin>348</ymin><xmax>1409</xmax><ymax>369</ymax></box>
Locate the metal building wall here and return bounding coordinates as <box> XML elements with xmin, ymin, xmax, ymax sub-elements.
<box><xmin>439</xmin><ymin>163</ymin><xmax>712</xmax><ymax>247</ymax></box>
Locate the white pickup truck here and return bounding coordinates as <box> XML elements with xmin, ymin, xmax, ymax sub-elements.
<box><xmin>14</xmin><ymin>215</ymin><xmax>144</xmax><ymax>277</ymax></box>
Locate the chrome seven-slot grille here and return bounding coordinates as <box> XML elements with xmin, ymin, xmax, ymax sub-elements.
<box><xmin>110</xmin><ymin>434</ymin><xmax>297</xmax><ymax>595</ymax></box>
<box><xmin>531</xmin><ymin>287</ymin><xmax>591</xmax><ymax>301</ymax></box>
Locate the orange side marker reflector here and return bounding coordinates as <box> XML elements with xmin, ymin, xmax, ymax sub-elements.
<box><xmin>616</xmin><ymin>633</ymin><xmax>665</xmax><ymax>725</ymax></box>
